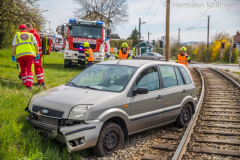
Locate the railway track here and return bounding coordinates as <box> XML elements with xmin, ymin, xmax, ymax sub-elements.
<box><xmin>141</xmin><ymin>68</ymin><xmax>203</xmax><ymax>160</ymax></box>
<box><xmin>142</xmin><ymin>68</ymin><xmax>240</xmax><ymax>160</ymax></box>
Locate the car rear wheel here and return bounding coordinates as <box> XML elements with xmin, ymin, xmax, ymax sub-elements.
<box><xmin>135</xmin><ymin>57</ymin><xmax>139</xmax><ymax>60</ymax></box>
<box><xmin>152</xmin><ymin>58</ymin><xmax>155</xmax><ymax>60</ymax></box>
<box><xmin>174</xmin><ymin>103</ymin><xmax>192</xmax><ymax>128</ymax></box>
<box><xmin>93</xmin><ymin>122</ymin><xmax>124</xmax><ymax>157</ymax></box>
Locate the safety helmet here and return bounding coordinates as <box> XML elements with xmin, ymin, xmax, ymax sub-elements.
<box><xmin>121</xmin><ymin>42</ymin><xmax>128</xmax><ymax>48</ymax></box>
<box><xmin>133</xmin><ymin>47</ymin><xmax>135</xmax><ymax>50</ymax></box>
<box><xmin>180</xmin><ymin>47</ymin><xmax>187</xmax><ymax>52</ymax></box>
<box><xmin>83</xmin><ymin>42</ymin><xmax>90</xmax><ymax>48</ymax></box>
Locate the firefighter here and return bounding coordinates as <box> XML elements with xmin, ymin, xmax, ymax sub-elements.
<box><xmin>26</xmin><ymin>23</ymin><xmax>45</xmax><ymax>87</ymax></box>
<box><xmin>84</xmin><ymin>42</ymin><xmax>94</xmax><ymax>68</ymax></box>
<box><xmin>132</xmin><ymin>47</ymin><xmax>136</xmax><ymax>59</ymax></box>
<box><xmin>176</xmin><ymin>47</ymin><xmax>191</xmax><ymax>68</ymax></box>
<box><xmin>12</xmin><ymin>24</ymin><xmax>39</xmax><ymax>89</ymax></box>
<box><xmin>116</xmin><ymin>42</ymin><xmax>132</xmax><ymax>60</ymax></box>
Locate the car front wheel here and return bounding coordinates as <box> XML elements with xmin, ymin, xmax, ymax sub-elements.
<box><xmin>93</xmin><ymin>122</ymin><xmax>124</xmax><ymax>157</ymax></box>
<box><xmin>174</xmin><ymin>103</ymin><xmax>192</xmax><ymax>128</ymax></box>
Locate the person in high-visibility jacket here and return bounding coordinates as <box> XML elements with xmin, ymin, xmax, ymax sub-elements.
<box><xmin>176</xmin><ymin>47</ymin><xmax>190</xmax><ymax>68</ymax></box>
<box><xmin>12</xmin><ymin>24</ymin><xmax>39</xmax><ymax>89</ymax></box>
<box><xmin>132</xmin><ymin>47</ymin><xmax>136</xmax><ymax>59</ymax></box>
<box><xmin>116</xmin><ymin>42</ymin><xmax>132</xmax><ymax>60</ymax></box>
<box><xmin>26</xmin><ymin>23</ymin><xmax>44</xmax><ymax>87</ymax></box>
<box><xmin>84</xmin><ymin>42</ymin><xmax>94</xmax><ymax>68</ymax></box>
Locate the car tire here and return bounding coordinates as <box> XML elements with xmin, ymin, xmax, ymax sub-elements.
<box><xmin>104</xmin><ymin>54</ymin><xmax>108</xmax><ymax>59</ymax></box>
<box><xmin>93</xmin><ymin>122</ymin><xmax>124</xmax><ymax>157</ymax></box>
<box><xmin>174</xmin><ymin>103</ymin><xmax>192</xmax><ymax>128</ymax></box>
<box><xmin>135</xmin><ymin>57</ymin><xmax>139</xmax><ymax>60</ymax></box>
<box><xmin>64</xmin><ymin>59</ymin><xmax>71</xmax><ymax>68</ymax></box>
<box><xmin>152</xmin><ymin>58</ymin><xmax>155</xmax><ymax>60</ymax></box>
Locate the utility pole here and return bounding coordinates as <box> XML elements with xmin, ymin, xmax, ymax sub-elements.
<box><xmin>178</xmin><ymin>28</ymin><xmax>180</xmax><ymax>47</ymax></box>
<box><xmin>165</xmin><ymin>0</ymin><xmax>170</xmax><ymax>62</ymax></box>
<box><xmin>229</xmin><ymin>40</ymin><xmax>232</xmax><ymax>63</ymax></box>
<box><xmin>205</xmin><ymin>15</ymin><xmax>210</xmax><ymax>62</ymax></box>
<box><xmin>148</xmin><ymin>31</ymin><xmax>150</xmax><ymax>44</ymax></box>
<box><xmin>138</xmin><ymin>18</ymin><xmax>141</xmax><ymax>56</ymax></box>
<box><xmin>49</xmin><ymin>21</ymin><xmax>51</xmax><ymax>33</ymax></box>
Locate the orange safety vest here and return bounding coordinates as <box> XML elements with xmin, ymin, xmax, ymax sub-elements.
<box><xmin>177</xmin><ymin>54</ymin><xmax>188</xmax><ymax>68</ymax></box>
<box><xmin>85</xmin><ymin>48</ymin><xmax>94</xmax><ymax>61</ymax></box>
<box><xmin>118</xmin><ymin>50</ymin><xmax>129</xmax><ymax>60</ymax></box>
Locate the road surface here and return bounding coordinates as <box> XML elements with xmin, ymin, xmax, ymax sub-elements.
<box><xmin>189</xmin><ymin>63</ymin><xmax>240</xmax><ymax>72</ymax></box>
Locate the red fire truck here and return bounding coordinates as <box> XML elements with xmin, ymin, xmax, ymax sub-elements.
<box><xmin>64</xmin><ymin>18</ymin><xmax>111</xmax><ymax>68</ymax></box>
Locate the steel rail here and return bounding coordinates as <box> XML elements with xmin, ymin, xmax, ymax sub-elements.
<box><xmin>172</xmin><ymin>67</ymin><xmax>205</xmax><ymax>160</ymax></box>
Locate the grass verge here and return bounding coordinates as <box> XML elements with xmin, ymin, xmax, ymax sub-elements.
<box><xmin>0</xmin><ymin>48</ymin><xmax>89</xmax><ymax>160</ymax></box>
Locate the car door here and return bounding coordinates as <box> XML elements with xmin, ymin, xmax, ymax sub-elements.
<box><xmin>130</xmin><ymin>66</ymin><xmax>165</xmax><ymax>133</ymax></box>
<box><xmin>158</xmin><ymin>65</ymin><xmax>184</xmax><ymax>123</ymax></box>
<box><xmin>178</xmin><ymin>66</ymin><xmax>193</xmax><ymax>98</ymax></box>
<box><xmin>140</xmin><ymin>53</ymin><xmax>147</xmax><ymax>59</ymax></box>
<box><xmin>147</xmin><ymin>53</ymin><xmax>154</xmax><ymax>60</ymax></box>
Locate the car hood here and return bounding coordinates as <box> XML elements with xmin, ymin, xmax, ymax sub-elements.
<box><xmin>32</xmin><ymin>85</ymin><xmax>119</xmax><ymax>118</ymax></box>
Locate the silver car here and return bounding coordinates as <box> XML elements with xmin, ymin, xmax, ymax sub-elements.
<box><xmin>25</xmin><ymin>60</ymin><xmax>197</xmax><ymax>157</ymax></box>
<box><xmin>135</xmin><ymin>52</ymin><xmax>164</xmax><ymax>61</ymax></box>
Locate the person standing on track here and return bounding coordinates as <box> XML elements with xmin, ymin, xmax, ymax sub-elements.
<box><xmin>176</xmin><ymin>47</ymin><xmax>191</xmax><ymax>68</ymax></box>
<box><xmin>26</xmin><ymin>23</ymin><xmax>45</xmax><ymax>87</ymax></box>
<box><xmin>12</xmin><ymin>24</ymin><xmax>39</xmax><ymax>89</ymax></box>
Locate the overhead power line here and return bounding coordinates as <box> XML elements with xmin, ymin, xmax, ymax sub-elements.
<box><xmin>192</xmin><ymin>0</ymin><xmax>205</xmax><ymax>16</ymax></box>
<box><xmin>147</xmin><ymin>0</ymin><xmax>163</xmax><ymax>23</ymax></box>
<box><xmin>143</xmin><ymin>24</ymin><xmax>165</xmax><ymax>31</ymax></box>
<box><xmin>142</xmin><ymin>0</ymin><xmax>156</xmax><ymax>20</ymax></box>
<box><xmin>186</xmin><ymin>0</ymin><xmax>214</xmax><ymax>30</ymax></box>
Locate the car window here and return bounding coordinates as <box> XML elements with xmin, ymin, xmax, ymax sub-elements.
<box><xmin>174</xmin><ymin>67</ymin><xmax>184</xmax><ymax>85</ymax></box>
<box><xmin>136</xmin><ymin>67</ymin><xmax>159</xmax><ymax>91</ymax></box>
<box><xmin>159</xmin><ymin>66</ymin><xmax>178</xmax><ymax>88</ymax></box>
<box><xmin>70</xmin><ymin>65</ymin><xmax>137</xmax><ymax>92</ymax></box>
<box><xmin>142</xmin><ymin>53</ymin><xmax>147</xmax><ymax>56</ymax></box>
<box><xmin>179</xmin><ymin>67</ymin><xmax>192</xmax><ymax>84</ymax></box>
<box><xmin>148</xmin><ymin>53</ymin><xmax>154</xmax><ymax>56</ymax></box>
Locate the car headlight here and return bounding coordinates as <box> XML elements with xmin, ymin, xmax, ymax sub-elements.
<box><xmin>68</xmin><ymin>105</ymin><xmax>91</xmax><ymax>120</ymax></box>
<box><xmin>65</xmin><ymin>52</ymin><xmax>71</xmax><ymax>55</ymax></box>
<box><xmin>28</xmin><ymin>95</ymin><xmax>37</xmax><ymax>111</ymax></box>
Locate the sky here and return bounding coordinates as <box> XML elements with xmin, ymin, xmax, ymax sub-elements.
<box><xmin>38</xmin><ymin>0</ymin><xmax>240</xmax><ymax>43</ymax></box>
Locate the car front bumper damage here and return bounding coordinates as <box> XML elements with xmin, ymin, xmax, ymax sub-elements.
<box><xmin>26</xmin><ymin>114</ymin><xmax>103</xmax><ymax>153</ymax></box>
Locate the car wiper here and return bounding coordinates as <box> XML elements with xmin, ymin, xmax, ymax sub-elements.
<box><xmin>80</xmin><ymin>85</ymin><xmax>102</xmax><ymax>90</ymax></box>
<box><xmin>68</xmin><ymin>82</ymin><xmax>79</xmax><ymax>87</ymax></box>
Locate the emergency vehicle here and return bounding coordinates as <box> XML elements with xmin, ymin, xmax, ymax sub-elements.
<box><xmin>45</xmin><ymin>34</ymin><xmax>55</xmax><ymax>51</ymax></box>
<box><xmin>64</xmin><ymin>18</ymin><xmax>111</xmax><ymax>68</ymax></box>
<box><xmin>54</xmin><ymin>35</ymin><xmax>65</xmax><ymax>51</ymax></box>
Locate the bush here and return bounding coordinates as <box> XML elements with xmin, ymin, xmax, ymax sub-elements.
<box><xmin>222</xmin><ymin>44</ymin><xmax>239</xmax><ymax>63</ymax></box>
<box><xmin>110</xmin><ymin>40</ymin><xmax>133</xmax><ymax>50</ymax></box>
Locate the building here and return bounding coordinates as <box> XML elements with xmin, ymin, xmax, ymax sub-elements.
<box><xmin>110</xmin><ymin>34</ymin><xmax>120</xmax><ymax>40</ymax></box>
<box><xmin>133</xmin><ymin>41</ymin><xmax>153</xmax><ymax>55</ymax></box>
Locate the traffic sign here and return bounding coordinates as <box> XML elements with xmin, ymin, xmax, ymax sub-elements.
<box><xmin>220</xmin><ymin>51</ymin><xmax>223</xmax><ymax>58</ymax></box>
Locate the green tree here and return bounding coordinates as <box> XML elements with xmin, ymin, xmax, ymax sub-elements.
<box><xmin>127</xmin><ymin>27</ymin><xmax>139</xmax><ymax>40</ymax></box>
<box><xmin>0</xmin><ymin>0</ymin><xmax>47</xmax><ymax>48</ymax></box>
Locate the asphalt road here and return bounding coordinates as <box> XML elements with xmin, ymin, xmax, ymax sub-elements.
<box><xmin>189</xmin><ymin>63</ymin><xmax>240</xmax><ymax>72</ymax></box>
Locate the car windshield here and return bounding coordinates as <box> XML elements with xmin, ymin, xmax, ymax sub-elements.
<box><xmin>69</xmin><ymin>25</ymin><xmax>102</xmax><ymax>39</ymax></box>
<box><xmin>69</xmin><ymin>65</ymin><xmax>137</xmax><ymax>92</ymax></box>
<box><xmin>55</xmin><ymin>38</ymin><xmax>62</xmax><ymax>44</ymax></box>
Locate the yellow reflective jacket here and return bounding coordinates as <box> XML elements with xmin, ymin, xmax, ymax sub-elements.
<box><xmin>15</xmin><ymin>31</ymin><xmax>36</xmax><ymax>59</ymax></box>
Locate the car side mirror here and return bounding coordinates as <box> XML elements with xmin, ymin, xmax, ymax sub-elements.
<box><xmin>133</xmin><ymin>87</ymin><xmax>148</xmax><ymax>95</ymax></box>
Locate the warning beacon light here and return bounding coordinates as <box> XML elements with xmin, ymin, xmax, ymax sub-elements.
<box><xmin>69</xmin><ymin>18</ymin><xmax>76</xmax><ymax>22</ymax></box>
